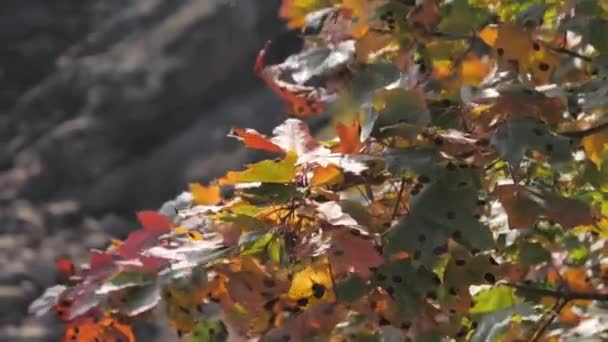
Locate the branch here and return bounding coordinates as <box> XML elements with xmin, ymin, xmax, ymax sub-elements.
<box><xmin>507</xmin><ymin>283</ymin><xmax>608</xmax><ymax>302</ymax></box>
<box><xmin>529</xmin><ymin>298</ymin><xmax>567</xmax><ymax>342</ymax></box>
<box><xmin>547</xmin><ymin>46</ymin><xmax>593</xmax><ymax>62</ymax></box>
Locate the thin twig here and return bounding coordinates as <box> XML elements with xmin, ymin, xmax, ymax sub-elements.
<box><xmin>391</xmin><ymin>177</ymin><xmax>407</xmax><ymax>221</ymax></box>
<box><xmin>547</xmin><ymin>46</ymin><xmax>593</xmax><ymax>62</ymax></box>
<box><xmin>506</xmin><ymin>283</ymin><xmax>608</xmax><ymax>302</ymax></box>
<box><xmin>529</xmin><ymin>298</ymin><xmax>567</xmax><ymax>342</ymax></box>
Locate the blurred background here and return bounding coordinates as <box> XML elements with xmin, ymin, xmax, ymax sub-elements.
<box><xmin>0</xmin><ymin>0</ymin><xmax>309</xmax><ymax>340</ymax></box>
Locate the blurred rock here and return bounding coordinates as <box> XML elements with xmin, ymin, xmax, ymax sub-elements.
<box><xmin>0</xmin><ymin>0</ymin><xmax>299</xmax><ymax>340</ymax></box>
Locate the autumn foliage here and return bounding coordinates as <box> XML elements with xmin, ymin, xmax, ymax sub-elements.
<box><xmin>29</xmin><ymin>0</ymin><xmax>608</xmax><ymax>341</ymax></box>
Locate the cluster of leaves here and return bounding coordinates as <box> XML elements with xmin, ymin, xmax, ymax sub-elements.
<box><xmin>29</xmin><ymin>0</ymin><xmax>608</xmax><ymax>341</ymax></box>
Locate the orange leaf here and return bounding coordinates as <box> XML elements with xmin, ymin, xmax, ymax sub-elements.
<box><xmin>229</xmin><ymin>128</ymin><xmax>284</xmax><ymax>154</ymax></box>
<box><xmin>582</xmin><ymin>130</ymin><xmax>608</xmax><ymax>167</ymax></box>
<box><xmin>63</xmin><ymin>316</ymin><xmax>134</xmax><ymax>342</ymax></box>
<box><xmin>188</xmin><ymin>182</ymin><xmax>222</xmax><ymax>205</ymax></box>
<box><xmin>332</xmin><ymin>117</ymin><xmax>364</xmax><ymax>154</ymax></box>
<box><xmin>311</xmin><ymin>165</ymin><xmax>343</xmax><ymax>186</ymax></box>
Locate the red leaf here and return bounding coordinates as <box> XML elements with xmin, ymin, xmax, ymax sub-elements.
<box><xmin>229</xmin><ymin>128</ymin><xmax>284</xmax><ymax>154</ymax></box>
<box><xmin>118</xmin><ymin>231</ymin><xmax>155</xmax><ymax>260</ymax></box>
<box><xmin>55</xmin><ymin>257</ymin><xmax>75</xmax><ymax>280</ymax></box>
<box><xmin>136</xmin><ymin>211</ymin><xmax>172</xmax><ymax>236</ymax></box>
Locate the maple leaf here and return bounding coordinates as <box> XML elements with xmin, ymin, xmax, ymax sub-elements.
<box><xmin>495</xmin><ymin>184</ymin><xmax>598</xmax><ymax>229</ymax></box>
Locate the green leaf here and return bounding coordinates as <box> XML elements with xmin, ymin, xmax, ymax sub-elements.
<box><xmin>336</xmin><ymin>274</ymin><xmax>368</xmax><ymax>303</ymax></box>
<box><xmin>518</xmin><ymin>242</ymin><xmax>550</xmax><ymax>267</ymax></box>
<box><xmin>240</xmin><ymin>232</ymin><xmax>274</xmax><ymax>256</ymax></box>
<box><xmin>268</xmin><ymin>236</ymin><xmax>283</xmax><ymax>264</ymax></box>
<box><xmin>242</xmin><ymin>183</ymin><xmax>300</xmax><ymax>205</ymax></box>
<box><xmin>219</xmin><ymin>152</ymin><xmax>298</xmax><ymax>185</ymax></box>
<box><xmin>438</xmin><ymin>0</ymin><xmax>491</xmax><ymax>35</ymax></box>
<box><xmin>490</xmin><ymin>117</ymin><xmax>572</xmax><ymax>166</ymax></box>
<box><xmin>470</xmin><ymin>285</ymin><xmax>517</xmax><ymax>316</ymax></box>
<box><xmin>371</xmin><ymin>260</ymin><xmax>439</xmax><ymax>317</ymax></box>
<box><xmin>188</xmin><ymin>320</ymin><xmax>228</xmax><ymax>342</ymax></box>
<box><xmin>589</xmin><ymin>19</ymin><xmax>608</xmax><ymax>54</ymax></box>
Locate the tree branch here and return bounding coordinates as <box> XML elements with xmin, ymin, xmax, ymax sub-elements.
<box><xmin>507</xmin><ymin>283</ymin><xmax>608</xmax><ymax>302</ymax></box>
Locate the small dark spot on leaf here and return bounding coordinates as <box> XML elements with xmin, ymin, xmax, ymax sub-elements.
<box><xmin>484</xmin><ymin>272</ymin><xmax>496</xmax><ymax>284</ymax></box>
<box><xmin>376</xmin><ymin>273</ymin><xmax>387</xmax><ymax>282</ymax></box>
<box><xmin>410</xmin><ymin>188</ymin><xmax>420</xmax><ymax>196</ymax></box>
<box><xmin>350</xmin><ymin>229</ymin><xmax>361</xmax><ymax>236</ymax></box>
<box><xmin>489</xmin><ymin>256</ymin><xmax>499</xmax><ymax>265</ymax></box>
<box><xmin>379</xmin><ymin>316</ymin><xmax>391</xmax><ymax>326</ymax></box>
<box><xmin>418</xmin><ymin>175</ymin><xmax>430</xmax><ymax>183</ymax></box>
<box><xmin>333</xmin><ymin>249</ymin><xmax>345</xmax><ymax>257</ymax></box>
<box><xmin>449</xmin><ymin>287</ymin><xmax>457</xmax><ymax>295</ymax></box>
<box><xmin>312</xmin><ymin>283</ymin><xmax>326</xmax><ymax>299</ymax></box>
<box><xmin>431</xmin><ymin>274</ymin><xmax>441</xmax><ymax>285</ymax></box>
<box><xmin>446</xmin><ymin>211</ymin><xmax>456</xmax><ymax>219</ymax></box>
<box><xmin>297</xmin><ymin>297</ymin><xmax>309</xmax><ymax>307</ymax></box>
<box><xmin>452</xmin><ymin>230</ymin><xmax>462</xmax><ymax>239</ymax></box>
<box><xmin>400</xmin><ymin>321</ymin><xmax>411</xmax><ymax>330</ymax></box>
<box><xmin>545</xmin><ymin>144</ymin><xmax>553</xmax><ymax>152</ymax></box>
<box><xmin>471</xmin><ymin>321</ymin><xmax>478</xmax><ymax>329</ymax></box>
<box><xmin>446</xmin><ymin>162</ymin><xmax>457</xmax><ymax>170</ymax></box>
<box><xmin>209</xmin><ymin>328</ymin><xmax>215</xmax><ymax>336</ymax></box>
<box><xmin>471</xmin><ymin>248</ymin><xmax>480</xmax><ymax>255</ymax></box>
<box><xmin>434</xmin><ymin>137</ymin><xmax>445</xmax><ymax>145</ymax></box>
<box><xmin>533</xmin><ymin>127</ymin><xmax>544</xmax><ymax>136</ymax></box>
<box><xmin>538</xmin><ymin>62</ymin><xmax>550</xmax><ymax>71</ymax></box>
<box><xmin>418</xmin><ymin>234</ymin><xmax>426</xmax><ymax>243</ymax></box>
<box><xmin>532</xmin><ymin>42</ymin><xmax>540</xmax><ymax>50</ymax></box>
<box><xmin>497</xmin><ymin>48</ymin><xmax>504</xmax><ymax>56</ymax></box>
<box><xmin>386</xmin><ymin>286</ymin><xmax>395</xmax><ymax>296</ymax></box>
<box><xmin>455</xmin><ymin>259</ymin><xmax>466</xmax><ymax>266</ymax></box>
<box><xmin>433</xmin><ymin>244</ymin><xmax>448</xmax><ymax>255</ymax></box>
<box><xmin>426</xmin><ymin>291</ymin><xmax>437</xmax><ymax>300</ymax></box>
<box><xmin>392</xmin><ymin>275</ymin><xmax>403</xmax><ymax>283</ymax></box>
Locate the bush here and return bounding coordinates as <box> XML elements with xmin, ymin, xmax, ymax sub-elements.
<box><xmin>30</xmin><ymin>1</ymin><xmax>608</xmax><ymax>341</ymax></box>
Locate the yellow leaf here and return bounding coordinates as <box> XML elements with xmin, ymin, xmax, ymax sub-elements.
<box><xmin>219</xmin><ymin>152</ymin><xmax>298</xmax><ymax>185</ymax></box>
<box><xmin>582</xmin><ymin>130</ymin><xmax>608</xmax><ymax>167</ymax></box>
<box><xmin>311</xmin><ymin>164</ymin><xmax>343</xmax><ymax>186</ymax></box>
<box><xmin>288</xmin><ymin>261</ymin><xmax>335</xmax><ymax>308</ymax></box>
<box><xmin>188</xmin><ymin>182</ymin><xmax>221</xmax><ymax>205</ymax></box>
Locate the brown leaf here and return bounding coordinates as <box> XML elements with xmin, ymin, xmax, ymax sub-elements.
<box><xmin>495</xmin><ymin>185</ymin><xmax>597</xmax><ymax>229</ymax></box>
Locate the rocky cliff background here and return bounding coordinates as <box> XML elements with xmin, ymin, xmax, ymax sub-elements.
<box><xmin>0</xmin><ymin>0</ymin><xmax>311</xmax><ymax>340</ymax></box>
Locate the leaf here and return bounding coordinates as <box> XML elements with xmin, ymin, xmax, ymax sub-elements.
<box><xmin>336</xmin><ymin>274</ymin><xmax>368</xmax><ymax>302</ymax></box>
<box><xmin>438</xmin><ymin>0</ymin><xmax>491</xmax><ymax>35</ymax></box>
<box><xmin>219</xmin><ymin>152</ymin><xmax>298</xmax><ymax>185</ymax></box>
<box><xmin>228</xmin><ymin>128</ymin><xmax>284</xmax><ymax>154</ymax></box>
<box><xmin>279</xmin><ymin>0</ymin><xmax>330</xmax><ymax>29</ymax></box>
<box><xmin>285</xmin><ymin>40</ymin><xmax>356</xmax><ymax>84</ymax></box>
<box><xmin>288</xmin><ymin>261</ymin><xmax>335</xmax><ymax>308</ymax></box>
<box><xmin>518</xmin><ymin>242</ymin><xmax>550</xmax><ymax>267</ymax></box>
<box><xmin>495</xmin><ymin>184</ymin><xmax>597</xmax><ymax>229</ymax></box>
<box><xmin>316</xmin><ymin>201</ymin><xmax>359</xmax><ymax>226</ymax></box>
<box><xmin>188</xmin><ymin>320</ymin><xmax>228</xmax><ymax>342</ymax></box>
<box><xmin>327</xmin><ymin>229</ymin><xmax>384</xmax><ymax>278</ymax></box>
<box><xmin>311</xmin><ymin>164</ymin><xmax>344</xmax><ymax>186</ymax></box>
<box><xmin>490</xmin><ymin>117</ymin><xmax>572</xmax><ymax>166</ymax></box>
<box><xmin>469</xmin><ymin>285</ymin><xmax>517</xmax><ymax>316</ymax></box>
<box><xmin>137</xmin><ymin>211</ymin><xmax>173</xmax><ymax>236</ymax></box>
<box><xmin>189</xmin><ymin>183</ymin><xmax>222</xmax><ymax>206</ymax></box>
<box><xmin>371</xmin><ymin>259</ymin><xmax>439</xmax><ymax>317</ymax></box>
<box><xmin>55</xmin><ymin>257</ymin><xmax>75</xmax><ymax>280</ymax></box>
<box><xmin>332</xmin><ymin>117</ymin><xmax>365</xmax><ymax>154</ymax></box>
<box><xmin>63</xmin><ymin>315</ymin><xmax>135</xmax><ymax>342</ymax></box>
<box><xmin>28</xmin><ymin>285</ymin><xmax>66</xmax><ymax>317</ymax></box>
<box><xmin>582</xmin><ymin>130</ymin><xmax>608</xmax><ymax>168</ymax></box>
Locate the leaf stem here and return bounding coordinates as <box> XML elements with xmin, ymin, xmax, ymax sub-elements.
<box><xmin>391</xmin><ymin>177</ymin><xmax>407</xmax><ymax>221</ymax></box>
<box><xmin>529</xmin><ymin>298</ymin><xmax>567</xmax><ymax>342</ymax></box>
